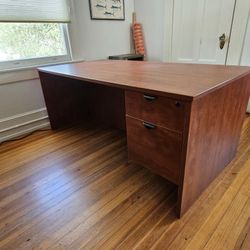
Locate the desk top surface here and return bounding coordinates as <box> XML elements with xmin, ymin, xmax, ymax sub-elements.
<box><xmin>38</xmin><ymin>60</ymin><xmax>250</xmax><ymax>100</ymax></box>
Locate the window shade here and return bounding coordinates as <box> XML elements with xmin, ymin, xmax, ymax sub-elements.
<box><xmin>0</xmin><ymin>0</ymin><xmax>70</xmax><ymax>23</ymax></box>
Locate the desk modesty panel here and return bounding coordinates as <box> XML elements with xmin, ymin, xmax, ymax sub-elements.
<box><xmin>38</xmin><ymin>61</ymin><xmax>250</xmax><ymax>217</ymax></box>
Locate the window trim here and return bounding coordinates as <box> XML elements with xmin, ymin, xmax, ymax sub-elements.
<box><xmin>0</xmin><ymin>23</ymin><xmax>72</xmax><ymax>71</ymax></box>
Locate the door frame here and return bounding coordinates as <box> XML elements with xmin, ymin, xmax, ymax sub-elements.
<box><xmin>162</xmin><ymin>0</ymin><xmax>174</xmax><ymax>62</ymax></box>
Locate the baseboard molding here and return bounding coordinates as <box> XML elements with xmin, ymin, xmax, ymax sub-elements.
<box><xmin>0</xmin><ymin>108</ymin><xmax>50</xmax><ymax>143</ymax></box>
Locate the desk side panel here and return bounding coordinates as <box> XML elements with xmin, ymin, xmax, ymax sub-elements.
<box><xmin>177</xmin><ymin>75</ymin><xmax>250</xmax><ymax>217</ymax></box>
<box><xmin>39</xmin><ymin>72</ymin><xmax>88</xmax><ymax>129</ymax></box>
<box><xmin>39</xmin><ymin>72</ymin><xmax>126</xmax><ymax>130</ymax></box>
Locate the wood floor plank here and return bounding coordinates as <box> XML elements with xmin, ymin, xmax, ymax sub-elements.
<box><xmin>0</xmin><ymin>117</ymin><xmax>249</xmax><ymax>250</ymax></box>
<box><xmin>0</xmin><ymin>133</ymin><xmax>125</xmax><ymax>207</ymax></box>
<box><xmin>70</xmin><ymin>178</ymin><xmax>169</xmax><ymax>249</ymax></box>
<box><xmin>147</xmin><ymin>149</ymin><xmax>250</xmax><ymax>250</ymax></box>
<box><xmin>0</xmin><ymin>126</ymin><xmax>101</xmax><ymax>174</ymax></box>
<box><xmin>115</xmin><ymin>195</ymin><xmax>175</xmax><ymax>250</ymax></box>
<box><xmin>0</xmin><ymin>139</ymin><xmax>126</xmax><ymax>217</ymax></box>
<box><xmin>0</xmin><ymin>129</ymin><xmax>115</xmax><ymax>186</ymax></box>
<box><xmin>80</xmin><ymin>181</ymin><xmax>174</xmax><ymax>250</ymax></box>
<box><xmin>0</xmin><ymin>144</ymin><xmax>128</xmax><ymax>239</ymax></box>
<box><xmin>203</xmin><ymin>180</ymin><xmax>250</xmax><ymax>250</ymax></box>
<box><xmin>167</xmin><ymin>157</ymin><xmax>250</xmax><ymax>250</ymax></box>
<box><xmin>39</xmin><ymin>170</ymin><xmax>155</xmax><ymax>250</ymax></box>
<box><xmin>234</xmin><ymin>217</ymin><xmax>250</xmax><ymax>250</ymax></box>
<box><xmin>101</xmin><ymin>192</ymin><xmax>176</xmax><ymax>250</ymax></box>
<box><xmin>183</xmin><ymin>162</ymin><xmax>250</xmax><ymax>250</ymax></box>
<box><xmin>0</xmin><ymin>126</ymin><xmax>85</xmax><ymax>161</ymax></box>
<box><xmin>0</xmin><ymin>162</ymin><xmax>142</xmax><ymax>247</ymax></box>
<box><xmin>204</xmin><ymin>198</ymin><xmax>250</xmax><ymax>250</ymax></box>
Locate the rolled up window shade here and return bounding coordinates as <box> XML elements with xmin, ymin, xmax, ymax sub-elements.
<box><xmin>0</xmin><ymin>0</ymin><xmax>70</xmax><ymax>23</ymax></box>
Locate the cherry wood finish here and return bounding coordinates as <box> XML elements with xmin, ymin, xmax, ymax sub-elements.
<box><xmin>38</xmin><ymin>61</ymin><xmax>250</xmax><ymax>217</ymax></box>
<box><xmin>125</xmin><ymin>90</ymin><xmax>186</xmax><ymax>132</ymax></box>
<box><xmin>178</xmin><ymin>77</ymin><xmax>250</xmax><ymax>216</ymax></box>
<box><xmin>39</xmin><ymin>60</ymin><xmax>250</xmax><ymax>100</ymax></box>
<box><xmin>38</xmin><ymin>72</ymin><xmax>87</xmax><ymax>129</ymax></box>
<box><xmin>39</xmin><ymin>72</ymin><xmax>125</xmax><ymax>130</ymax></box>
<box><xmin>126</xmin><ymin>115</ymin><xmax>182</xmax><ymax>184</ymax></box>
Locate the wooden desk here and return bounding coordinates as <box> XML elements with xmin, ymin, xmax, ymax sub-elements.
<box><xmin>38</xmin><ymin>61</ymin><xmax>250</xmax><ymax>217</ymax></box>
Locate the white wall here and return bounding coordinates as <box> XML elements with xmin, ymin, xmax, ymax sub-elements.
<box><xmin>134</xmin><ymin>0</ymin><xmax>166</xmax><ymax>61</ymax></box>
<box><xmin>0</xmin><ymin>79</ymin><xmax>45</xmax><ymax>118</ymax></box>
<box><xmin>0</xmin><ymin>0</ymin><xmax>135</xmax><ymax>142</ymax></box>
<box><xmin>69</xmin><ymin>0</ymin><xmax>134</xmax><ymax>60</ymax></box>
<box><xmin>0</xmin><ymin>79</ymin><xmax>49</xmax><ymax>142</ymax></box>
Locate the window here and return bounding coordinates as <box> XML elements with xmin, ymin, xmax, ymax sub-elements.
<box><xmin>0</xmin><ymin>23</ymin><xmax>71</xmax><ymax>70</ymax></box>
<box><xmin>0</xmin><ymin>0</ymin><xmax>71</xmax><ymax>71</ymax></box>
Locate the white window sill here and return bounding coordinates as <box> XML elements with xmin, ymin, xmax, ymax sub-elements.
<box><xmin>0</xmin><ymin>59</ymin><xmax>84</xmax><ymax>85</ymax></box>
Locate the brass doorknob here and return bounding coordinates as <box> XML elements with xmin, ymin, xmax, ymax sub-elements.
<box><xmin>219</xmin><ymin>33</ymin><xmax>226</xmax><ymax>50</ymax></box>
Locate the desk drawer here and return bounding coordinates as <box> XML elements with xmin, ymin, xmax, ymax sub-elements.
<box><xmin>126</xmin><ymin>116</ymin><xmax>182</xmax><ymax>184</ymax></box>
<box><xmin>125</xmin><ymin>91</ymin><xmax>186</xmax><ymax>132</ymax></box>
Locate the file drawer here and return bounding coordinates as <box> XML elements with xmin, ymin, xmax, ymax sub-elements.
<box><xmin>126</xmin><ymin>115</ymin><xmax>182</xmax><ymax>184</ymax></box>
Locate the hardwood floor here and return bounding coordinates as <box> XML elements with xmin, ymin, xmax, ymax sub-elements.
<box><xmin>0</xmin><ymin>117</ymin><xmax>249</xmax><ymax>250</ymax></box>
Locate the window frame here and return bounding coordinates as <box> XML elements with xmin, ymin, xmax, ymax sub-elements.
<box><xmin>0</xmin><ymin>23</ymin><xmax>72</xmax><ymax>72</ymax></box>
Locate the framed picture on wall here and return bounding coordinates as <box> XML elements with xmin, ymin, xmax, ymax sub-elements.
<box><xmin>89</xmin><ymin>0</ymin><xmax>125</xmax><ymax>20</ymax></box>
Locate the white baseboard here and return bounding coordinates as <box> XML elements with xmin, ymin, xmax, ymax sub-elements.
<box><xmin>0</xmin><ymin>108</ymin><xmax>50</xmax><ymax>143</ymax></box>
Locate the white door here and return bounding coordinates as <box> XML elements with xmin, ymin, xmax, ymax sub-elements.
<box><xmin>171</xmin><ymin>0</ymin><xmax>236</xmax><ymax>64</ymax></box>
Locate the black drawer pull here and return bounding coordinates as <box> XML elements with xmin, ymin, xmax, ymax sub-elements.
<box><xmin>143</xmin><ymin>94</ymin><xmax>157</xmax><ymax>101</ymax></box>
<box><xmin>143</xmin><ymin>122</ymin><xmax>156</xmax><ymax>129</ymax></box>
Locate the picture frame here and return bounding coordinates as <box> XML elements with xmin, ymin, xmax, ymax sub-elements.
<box><xmin>89</xmin><ymin>0</ymin><xmax>125</xmax><ymax>21</ymax></box>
